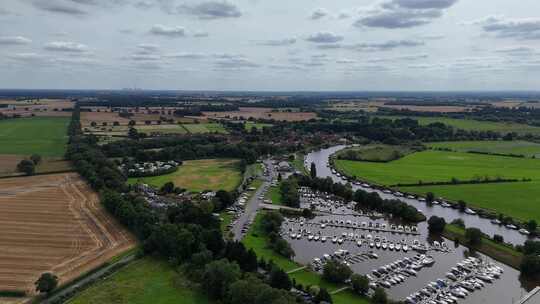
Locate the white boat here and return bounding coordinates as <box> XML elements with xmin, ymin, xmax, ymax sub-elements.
<box><xmin>506</xmin><ymin>224</ymin><xmax>518</xmax><ymax>230</ymax></box>
<box><xmin>491</xmin><ymin>219</ymin><xmax>502</xmax><ymax>225</ymax></box>
<box><xmin>338</xmin><ymin>238</ymin><xmax>343</xmax><ymax>244</ymax></box>
<box><xmin>308</xmin><ymin>235</ymin><xmax>313</xmax><ymax>241</ymax></box>
<box><xmin>382</xmin><ymin>243</ymin><xmax>388</xmax><ymax>250</ymax></box>
<box><xmin>332</xmin><ymin>237</ymin><xmax>337</xmax><ymax>243</ymax></box>
<box><xmin>321</xmin><ymin>236</ymin><xmax>327</xmax><ymax>242</ymax></box>
<box><xmin>389</xmin><ymin>243</ymin><xmax>395</xmax><ymax>250</ymax></box>
<box><xmin>403</xmin><ymin>245</ymin><xmax>409</xmax><ymax>252</ymax></box>
<box><xmin>357</xmin><ymin>241</ymin><xmax>362</xmax><ymax>247</ymax></box>
<box><xmin>465</xmin><ymin>208</ymin><xmax>477</xmax><ymax>215</ymax></box>
<box><xmin>519</xmin><ymin>228</ymin><xmax>530</xmax><ymax>235</ymax></box>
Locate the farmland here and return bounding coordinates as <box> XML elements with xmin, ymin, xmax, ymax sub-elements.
<box><xmin>334</xmin><ymin>145</ymin><xmax>417</xmax><ymax>162</ymax></box>
<box><xmin>335</xmin><ymin>149</ymin><xmax>540</xmax><ymax>222</ymax></box>
<box><xmin>128</xmin><ymin>159</ymin><xmax>242</xmax><ymax>192</ymax></box>
<box><xmin>427</xmin><ymin>140</ymin><xmax>540</xmax><ymax>158</ymax></box>
<box><xmin>68</xmin><ymin>257</ymin><xmax>212</xmax><ymax>304</ymax></box>
<box><xmin>203</xmin><ymin>107</ymin><xmax>317</xmax><ymax>122</ymax></box>
<box><xmin>244</xmin><ymin>122</ymin><xmax>273</xmax><ymax>131</ymax></box>
<box><xmin>334</xmin><ymin>150</ymin><xmax>540</xmax><ymax>186</ymax></box>
<box><xmin>401</xmin><ymin>181</ymin><xmax>540</xmax><ymax>223</ymax></box>
<box><xmin>84</xmin><ymin>123</ymin><xmax>226</xmax><ymax>137</ymax></box>
<box><xmin>0</xmin><ymin>99</ymin><xmax>74</xmax><ymax>118</ymax></box>
<box><xmin>0</xmin><ymin>173</ymin><xmax>136</xmax><ymax>295</ymax></box>
<box><xmin>0</xmin><ymin>117</ymin><xmax>70</xmax><ymax>157</ymax></box>
<box><xmin>376</xmin><ymin>115</ymin><xmax>540</xmax><ymax>135</ymax></box>
<box><xmin>182</xmin><ymin>123</ymin><xmax>227</xmax><ymax>134</ymax></box>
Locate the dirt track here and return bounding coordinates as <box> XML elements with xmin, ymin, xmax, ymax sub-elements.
<box><xmin>0</xmin><ymin>173</ymin><xmax>136</xmax><ymax>295</ymax></box>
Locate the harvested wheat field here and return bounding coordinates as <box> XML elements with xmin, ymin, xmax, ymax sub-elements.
<box><xmin>0</xmin><ymin>173</ymin><xmax>136</xmax><ymax>295</ymax></box>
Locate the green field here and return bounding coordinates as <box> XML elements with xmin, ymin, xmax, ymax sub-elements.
<box><xmin>402</xmin><ymin>181</ymin><xmax>540</xmax><ymax>223</ymax></box>
<box><xmin>68</xmin><ymin>258</ymin><xmax>212</xmax><ymax>304</ymax></box>
<box><xmin>183</xmin><ymin>123</ymin><xmax>227</xmax><ymax>134</ymax></box>
<box><xmin>335</xmin><ymin>150</ymin><xmax>540</xmax><ymax>185</ymax></box>
<box><xmin>265</xmin><ymin>183</ymin><xmax>283</xmax><ymax>205</ymax></box>
<box><xmin>136</xmin><ymin>124</ymin><xmax>188</xmax><ymax>134</ymax></box>
<box><xmin>335</xmin><ymin>145</ymin><xmax>416</xmax><ymax>162</ymax></box>
<box><xmin>428</xmin><ymin>141</ymin><xmax>540</xmax><ymax>158</ymax></box>
<box><xmin>128</xmin><ymin>159</ymin><xmax>242</xmax><ymax>192</ymax></box>
<box><xmin>377</xmin><ymin>116</ymin><xmax>540</xmax><ymax>135</ymax></box>
<box><xmin>244</xmin><ymin>122</ymin><xmax>273</xmax><ymax>131</ymax></box>
<box><xmin>0</xmin><ymin>117</ymin><xmax>69</xmax><ymax>156</ymax></box>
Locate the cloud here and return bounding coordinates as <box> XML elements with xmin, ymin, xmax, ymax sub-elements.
<box><xmin>214</xmin><ymin>57</ymin><xmax>260</xmax><ymax>69</ymax></box>
<box><xmin>319</xmin><ymin>40</ymin><xmax>423</xmax><ymax>51</ymax></box>
<box><xmin>32</xmin><ymin>0</ymin><xmax>88</xmax><ymax>15</ymax></box>
<box><xmin>0</xmin><ymin>8</ymin><xmax>13</xmax><ymax>16</ymax></box>
<box><xmin>336</xmin><ymin>58</ymin><xmax>356</xmax><ymax>64</ymax></box>
<box><xmin>472</xmin><ymin>16</ymin><xmax>540</xmax><ymax>40</ymax></box>
<box><xmin>164</xmin><ymin>52</ymin><xmax>207</xmax><ymax>59</ymax></box>
<box><xmin>135</xmin><ymin>44</ymin><xmax>160</xmax><ymax>54</ymax></box>
<box><xmin>338</xmin><ymin>12</ymin><xmax>351</xmax><ymax>19</ymax></box>
<box><xmin>257</xmin><ymin>38</ymin><xmax>297</xmax><ymax>46</ymax></box>
<box><xmin>310</xmin><ymin>8</ymin><xmax>328</xmax><ymax>20</ymax></box>
<box><xmin>0</xmin><ymin>36</ymin><xmax>32</xmax><ymax>45</ymax></box>
<box><xmin>150</xmin><ymin>24</ymin><xmax>186</xmax><ymax>37</ymax></box>
<box><xmin>178</xmin><ymin>1</ymin><xmax>241</xmax><ymax>19</ymax></box>
<box><xmin>355</xmin><ymin>0</ymin><xmax>458</xmax><ymax>29</ymax></box>
<box><xmin>44</xmin><ymin>41</ymin><xmax>89</xmax><ymax>53</ymax></box>
<box><xmin>128</xmin><ymin>54</ymin><xmax>162</xmax><ymax>61</ymax></box>
<box><xmin>306</xmin><ymin>32</ymin><xmax>344</xmax><ymax>43</ymax></box>
<box><xmin>495</xmin><ymin>46</ymin><xmax>538</xmax><ymax>57</ymax></box>
<box><xmin>8</xmin><ymin>53</ymin><xmax>48</xmax><ymax>63</ymax></box>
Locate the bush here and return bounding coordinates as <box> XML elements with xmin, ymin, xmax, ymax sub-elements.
<box><xmin>493</xmin><ymin>234</ymin><xmax>504</xmax><ymax>243</ymax></box>
<box><xmin>465</xmin><ymin>228</ymin><xmax>483</xmax><ymax>246</ymax></box>
<box><xmin>350</xmin><ymin>274</ymin><xmax>369</xmax><ymax>295</ymax></box>
<box><xmin>428</xmin><ymin>216</ymin><xmax>446</xmax><ymax>234</ymax></box>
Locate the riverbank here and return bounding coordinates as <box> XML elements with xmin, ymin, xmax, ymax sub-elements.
<box><xmin>442</xmin><ymin>224</ymin><xmax>523</xmax><ymax>269</ymax></box>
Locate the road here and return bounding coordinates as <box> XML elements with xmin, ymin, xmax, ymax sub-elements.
<box><xmin>232</xmin><ymin>159</ymin><xmax>275</xmax><ymax>241</ymax></box>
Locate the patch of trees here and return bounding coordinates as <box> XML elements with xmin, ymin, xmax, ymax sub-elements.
<box><xmin>427</xmin><ymin>216</ymin><xmax>446</xmax><ymax>233</ymax></box>
<box><xmin>280</xmin><ymin>177</ymin><xmax>300</xmax><ymax>208</ymax></box>
<box><xmin>260</xmin><ymin>211</ymin><xmax>295</xmax><ymax>259</ymax></box>
<box><xmin>322</xmin><ymin>260</ymin><xmax>352</xmax><ymax>284</ymax></box>
<box><xmin>392</xmin><ymin>176</ymin><xmax>531</xmax><ymax>187</ymax></box>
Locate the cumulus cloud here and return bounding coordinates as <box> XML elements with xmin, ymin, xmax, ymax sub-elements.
<box><xmin>0</xmin><ymin>36</ymin><xmax>32</xmax><ymax>45</ymax></box>
<box><xmin>178</xmin><ymin>1</ymin><xmax>241</xmax><ymax>19</ymax></box>
<box><xmin>150</xmin><ymin>24</ymin><xmax>186</xmax><ymax>37</ymax></box>
<box><xmin>472</xmin><ymin>16</ymin><xmax>540</xmax><ymax>40</ymax></box>
<box><xmin>319</xmin><ymin>40</ymin><xmax>423</xmax><ymax>52</ymax></box>
<box><xmin>355</xmin><ymin>0</ymin><xmax>458</xmax><ymax>29</ymax></box>
<box><xmin>135</xmin><ymin>44</ymin><xmax>160</xmax><ymax>54</ymax></box>
<box><xmin>215</xmin><ymin>57</ymin><xmax>260</xmax><ymax>69</ymax></box>
<box><xmin>44</xmin><ymin>41</ymin><xmax>89</xmax><ymax>53</ymax></box>
<box><xmin>257</xmin><ymin>38</ymin><xmax>297</xmax><ymax>46</ymax></box>
<box><xmin>306</xmin><ymin>32</ymin><xmax>344</xmax><ymax>43</ymax></box>
<box><xmin>310</xmin><ymin>8</ymin><xmax>328</xmax><ymax>20</ymax></box>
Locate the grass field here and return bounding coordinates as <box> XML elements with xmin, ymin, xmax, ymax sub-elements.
<box><xmin>244</xmin><ymin>122</ymin><xmax>273</xmax><ymax>131</ymax></box>
<box><xmin>427</xmin><ymin>141</ymin><xmax>540</xmax><ymax>158</ymax></box>
<box><xmin>128</xmin><ymin>159</ymin><xmax>242</xmax><ymax>192</ymax></box>
<box><xmin>68</xmin><ymin>257</ymin><xmax>212</xmax><ymax>304</ymax></box>
<box><xmin>136</xmin><ymin>124</ymin><xmax>188</xmax><ymax>134</ymax></box>
<box><xmin>376</xmin><ymin>116</ymin><xmax>540</xmax><ymax>135</ymax></box>
<box><xmin>183</xmin><ymin>123</ymin><xmax>227</xmax><ymax>134</ymax></box>
<box><xmin>265</xmin><ymin>183</ymin><xmax>284</xmax><ymax>205</ymax></box>
<box><xmin>0</xmin><ymin>117</ymin><xmax>69</xmax><ymax>156</ymax></box>
<box><xmin>335</xmin><ymin>145</ymin><xmax>416</xmax><ymax>162</ymax></box>
<box><xmin>335</xmin><ymin>150</ymin><xmax>540</xmax><ymax>185</ymax></box>
<box><xmin>401</xmin><ymin>181</ymin><xmax>540</xmax><ymax>223</ymax></box>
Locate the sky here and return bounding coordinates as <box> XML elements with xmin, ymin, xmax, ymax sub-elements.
<box><xmin>1</xmin><ymin>0</ymin><xmax>540</xmax><ymax>91</ymax></box>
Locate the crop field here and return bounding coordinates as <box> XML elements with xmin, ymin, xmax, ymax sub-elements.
<box><xmin>335</xmin><ymin>150</ymin><xmax>540</xmax><ymax>185</ymax></box>
<box><xmin>335</xmin><ymin>145</ymin><xmax>416</xmax><ymax>162</ymax></box>
<box><xmin>0</xmin><ymin>155</ymin><xmax>72</xmax><ymax>177</ymax></box>
<box><xmin>0</xmin><ymin>99</ymin><xmax>74</xmax><ymax>118</ymax></box>
<box><xmin>203</xmin><ymin>107</ymin><xmax>317</xmax><ymax>122</ymax></box>
<box><xmin>376</xmin><ymin>115</ymin><xmax>540</xmax><ymax>135</ymax></box>
<box><xmin>0</xmin><ymin>117</ymin><xmax>70</xmax><ymax>157</ymax></box>
<box><xmin>403</xmin><ymin>181</ymin><xmax>540</xmax><ymax>224</ymax></box>
<box><xmin>68</xmin><ymin>257</ymin><xmax>212</xmax><ymax>304</ymax></box>
<box><xmin>380</xmin><ymin>105</ymin><xmax>476</xmax><ymax>113</ymax></box>
<box><xmin>0</xmin><ymin>173</ymin><xmax>136</xmax><ymax>294</ymax></box>
<box><xmin>128</xmin><ymin>159</ymin><xmax>242</xmax><ymax>192</ymax></box>
<box><xmin>427</xmin><ymin>140</ymin><xmax>540</xmax><ymax>158</ymax></box>
<box><xmin>183</xmin><ymin>123</ymin><xmax>227</xmax><ymax>134</ymax></box>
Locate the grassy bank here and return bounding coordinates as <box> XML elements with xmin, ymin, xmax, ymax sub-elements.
<box><xmin>265</xmin><ymin>182</ymin><xmax>284</xmax><ymax>205</ymax></box>
<box><xmin>68</xmin><ymin>257</ymin><xmax>212</xmax><ymax>304</ymax></box>
<box><xmin>443</xmin><ymin>224</ymin><xmax>523</xmax><ymax>269</ymax></box>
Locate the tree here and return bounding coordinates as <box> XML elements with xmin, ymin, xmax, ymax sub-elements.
<box><xmin>426</xmin><ymin>192</ymin><xmax>435</xmax><ymax>204</ymax></box>
<box><xmin>458</xmin><ymin>200</ymin><xmax>467</xmax><ymax>212</ymax></box>
<box><xmin>160</xmin><ymin>182</ymin><xmax>175</xmax><ymax>194</ymax></box>
<box><xmin>323</xmin><ymin>260</ymin><xmax>352</xmax><ymax>284</ymax></box>
<box><xmin>427</xmin><ymin>216</ymin><xmax>446</xmax><ymax>234</ymax></box>
<box><xmin>310</xmin><ymin>162</ymin><xmax>317</xmax><ymax>179</ymax></box>
<box><xmin>451</xmin><ymin>218</ymin><xmax>465</xmax><ymax>228</ymax></box>
<box><xmin>350</xmin><ymin>274</ymin><xmax>369</xmax><ymax>295</ymax></box>
<box><xmin>269</xmin><ymin>267</ymin><xmax>292</xmax><ymax>290</ymax></box>
<box><xmin>493</xmin><ymin>234</ymin><xmax>504</xmax><ymax>243</ymax></box>
<box><xmin>465</xmin><ymin>227</ymin><xmax>483</xmax><ymax>246</ymax></box>
<box><xmin>313</xmin><ymin>288</ymin><xmax>332</xmax><ymax>304</ymax></box>
<box><xmin>30</xmin><ymin>154</ymin><xmax>42</xmax><ymax>165</ymax></box>
<box><xmin>35</xmin><ymin>273</ymin><xmax>58</xmax><ymax>294</ymax></box>
<box><xmin>90</xmin><ymin>121</ymin><xmax>97</xmax><ymax>127</ymax></box>
<box><xmin>202</xmin><ymin>259</ymin><xmax>241</xmax><ymax>299</ymax></box>
<box><xmin>17</xmin><ymin>159</ymin><xmax>35</xmax><ymax>176</ymax></box>
<box><xmin>526</xmin><ymin>220</ymin><xmax>538</xmax><ymax>233</ymax></box>
<box><xmin>128</xmin><ymin>120</ymin><xmax>136</xmax><ymax>126</ymax></box>
<box><xmin>371</xmin><ymin>288</ymin><xmax>388</xmax><ymax>304</ymax></box>
<box><xmin>520</xmin><ymin>255</ymin><xmax>540</xmax><ymax>278</ymax></box>
<box><xmin>128</xmin><ymin>127</ymin><xmax>139</xmax><ymax>140</ymax></box>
